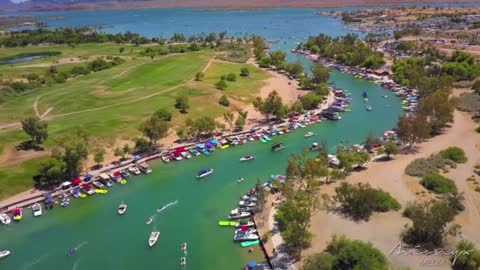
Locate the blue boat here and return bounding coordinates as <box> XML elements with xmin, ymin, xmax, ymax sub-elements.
<box><xmin>202</xmin><ymin>149</ymin><xmax>211</xmax><ymax>156</ymax></box>
<box><xmin>196</xmin><ymin>168</ymin><xmax>214</xmax><ymax>179</ymax></box>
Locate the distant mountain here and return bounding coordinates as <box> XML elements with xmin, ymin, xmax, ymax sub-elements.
<box><xmin>4</xmin><ymin>0</ymin><xmax>480</xmax><ymax>12</ymax></box>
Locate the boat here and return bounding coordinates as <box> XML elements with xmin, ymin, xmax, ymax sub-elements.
<box><xmin>0</xmin><ymin>213</ymin><xmax>11</xmax><ymax>225</ymax></box>
<box><xmin>91</xmin><ymin>180</ymin><xmax>105</xmax><ymax>189</ymax></box>
<box><xmin>137</xmin><ymin>162</ymin><xmax>152</xmax><ymax>173</ymax></box>
<box><xmin>95</xmin><ymin>189</ymin><xmax>109</xmax><ymax>194</ymax></box>
<box><xmin>148</xmin><ymin>231</ymin><xmax>160</xmax><ymax>247</ymax></box>
<box><xmin>218</xmin><ymin>220</ymin><xmax>237</xmax><ymax>226</ymax></box>
<box><xmin>221</xmin><ymin>144</ymin><xmax>230</xmax><ymax>149</ymax></box>
<box><xmin>271</xmin><ymin>143</ymin><xmax>285</xmax><ymax>152</ymax></box>
<box><xmin>118</xmin><ymin>203</ymin><xmax>127</xmax><ymax>215</ymax></box>
<box><xmin>263</xmin><ymin>136</ymin><xmax>272</xmax><ymax>141</ymax></box>
<box><xmin>0</xmin><ymin>250</ymin><xmax>10</xmax><ymax>259</ymax></box>
<box><xmin>119</xmin><ymin>169</ymin><xmax>131</xmax><ymax>178</ymax></box>
<box><xmin>31</xmin><ymin>203</ymin><xmax>42</xmax><ymax>217</ymax></box>
<box><xmin>181</xmin><ymin>242</ymin><xmax>187</xmax><ymax>252</ymax></box>
<box><xmin>81</xmin><ymin>184</ymin><xmax>95</xmax><ymax>195</ymax></box>
<box><xmin>239</xmin><ymin>201</ymin><xmax>256</xmax><ymax>207</ymax></box>
<box><xmin>189</xmin><ymin>148</ymin><xmax>200</xmax><ymax>156</ymax></box>
<box><xmin>237</xmin><ymin>177</ymin><xmax>244</xmax><ymax>183</ymax></box>
<box><xmin>181</xmin><ymin>257</ymin><xmax>187</xmax><ymax>266</ymax></box>
<box><xmin>304</xmin><ymin>132</ymin><xmax>315</xmax><ymax>138</ymax></box>
<box><xmin>241</xmin><ymin>240</ymin><xmax>260</xmax><ymax>248</ymax></box>
<box><xmin>161</xmin><ymin>155</ymin><xmax>171</xmax><ymax>163</ymax></box>
<box><xmin>120</xmin><ymin>179</ymin><xmax>127</xmax><ymax>185</ymax></box>
<box><xmin>235</xmin><ymin>220</ymin><xmax>255</xmax><ymax>228</ymax></box>
<box><xmin>235</xmin><ymin>228</ymin><xmax>258</xmax><ymax>235</ymax></box>
<box><xmin>146</xmin><ymin>217</ymin><xmax>153</xmax><ymax>225</ymax></box>
<box><xmin>128</xmin><ymin>166</ymin><xmax>141</xmax><ymax>175</ymax></box>
<box><xmin>181</xmin><ymin>151</ymin><xmax>192</xmax><ymax>159</ymax></box>
<box><xmin>234</xmin><ymin>231</ymin><xmax>259</xmax><ymax>241</ymax></box>
<box><xmin>71</xmin><ymin>189</ymin><xmax>81</xmax><ymax>198</ymax></box>
<box><xmin>13</xmin><ymin>208</ymin><xmax>22</xmax><ymax>222</ymax></box>
<box><xmin>310</xmin><ymin>142</ymin><xmax>321</xmax><ymax>151</ymax></box>
<box><xmin>240</xmin><ymin>155</ymin><xmax>255</xmax><ymax>162</ymax></box>
<box><xmin>196</xmin><ymin>168</ymin><xmax>214</xmax><ymax>179</ymax></box>
<box><xmin>229</xmin><ymin>209</ymin><xmax>251</xmax><ymax>220</ymax></box>
<box><xmin>366</xmin><ymin>104</ymin><xmax>372</xmax><ymax>111</ymax></box>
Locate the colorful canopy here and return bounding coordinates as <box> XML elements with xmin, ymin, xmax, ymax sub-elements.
<box><xmin>84</xmin><ymin>173</ymin><xmax>93</xmax><ymax>179</ymax></box>
<box><xmin>72</xmin><ymin>178</ymin><xmax>81</xmax><ymax>185</ymax></box>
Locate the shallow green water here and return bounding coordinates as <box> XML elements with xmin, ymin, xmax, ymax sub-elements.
<box><xmin>0</xmin><ymin>69</ymin><xmax>403</xmax><ymax>270</ymax></box>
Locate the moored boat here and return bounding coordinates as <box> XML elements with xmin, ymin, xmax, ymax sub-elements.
<box><xmin>13</xmin><ymin>208</ymin><xmax>22</xmax><ymax>222</ymax></box>
<box><xmin>235</xmin><ymin>220</ymin><xmax>255</xmax><ymax>228</ymax></box>
<box><xmin>366</xmin><ymin>104</ymin><xmax>372</xmax><ymax>111</ymax></box>
<box><xmin>118</xmin><ymin>203</ymin><xmax>127</xmax><ymax>215</ymax></box>
<box><xmin>304</xmin><ymin>132</ymin><xmax>315</xmax><ymax>138</ymax></box>
<box><xmin>196</xmin><ymin>168</ymin><xmax>214</xmax><ymax>179</ymax></box>
<box><xmin>31</xmin><ymin>203</ymin><xmax>42</xmax><ymax>217</ymax></box>
<box><xmin>137</xmin><ymin>162</ymin><xmax>152</xmax><ymax>173</ymax></box>
<box><xmin>0</xmin><ymin>213</ymin><xmax>11</xmax><ymax>225</ymax></box>
<box><xmin>128</xmin><ymin>166</ymin><xmax>141</xmax><ymax>175</ymax></box>
<box><xmin>240</xmin><ymin>155</ymin><xmax>255</xmax><ymax>162</ymax></box>
<box><xmin>91</xmin><ymin>180</ymin><xmax>105</xmax><ymax>189</ymax></box>
<box><xmin>0</xmin><ymin>250</ymin><xmax>10</xmax><ymax>259</ymax></box>
<box><xmin>148</xmin><ymin>231</ymin><xmax>160</xmax><ymax>247</ymax></box>
<box><xmin>234</xmin><ymin>231</ymin><xmax>259</xmax><ymax>241</ymax></box>
<box><xmin>229</xmin><ymin>209</ymin><xmax>251</xmax><ymax>220</ymax></box>
<box><xmin>271</xmin><ymin>143</ymin><xmax>285</xmax><ymax>152</ymax></box>
<box><xmin>310</xmin><ymin>142</ymin><xmax>321</xmax><ymax>151</ymax></box>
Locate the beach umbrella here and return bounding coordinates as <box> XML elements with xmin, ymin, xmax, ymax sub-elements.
<box><xmin>248</xmin><ymin>262</ymin><xmax>257</xmax><ymax>268</ymax></box>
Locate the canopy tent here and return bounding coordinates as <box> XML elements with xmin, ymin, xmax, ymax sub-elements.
<box><xmin>13</xmin><ymin>209</ymin><xmax>21</xmax><ymax>215</ymax></box>
<box><xmin>84</xmin><ymin>173</ymin><xmax>93</xmax><ymax>179</ymax></box>
<box><xmin>61</xmin><ymin>181</ymin><xmax>72</xmax><ymax>187</ymax></box>
<box><xmin>72</xmin><ymin>178</ymin><xmax>81</xmax><ymax>185</ymax></box>
<box><xmin>113</xmin><ymin>172</ymin><xmax>121</xmax><ymax>178</ymax></box>
<box><xmin>175</xmin><ymin>146</ymin><xmax>185</xmax><ymax>152</ymax></box>
<box><xmin>44</xmin><ymin>194</ymin><xmax>54</xmax><ymax>204</ymax></box>
<box><xmin>82</xmin><ymin>184</ymin><xmax>92</xmax><ymax>190</ymax></box>
<box><xmin>205</xmin><ymin>142</ymin><xmax>214</xmax><ymax>148</ymax></box>
<box><xmin>210</xmin><ymin>139</ymin><xmax>218</xmax><ymax>145</ymax></box>
<box><xmin>72</xmin><ymin>189</ymin><xmax>80</xmax><ymax>194</ymax></box>
<box><xmin>196</xmin><ymin>143</ymin><xmax>206</xmax><ymax>149</ymax></box>
<box><xmin>248</xmin><ymin>262</ymin><xmax>257</xmax><ymax>268</ymax></box>
<box><xmin>133</xmin><ymin>155</ymin><xmax>140</xmax><ymax>161</ymax></box>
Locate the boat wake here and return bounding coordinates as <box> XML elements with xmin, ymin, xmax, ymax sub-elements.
<box><xmin>156</xmin><ymin>200</ymin><xmax>178</xmax><ymax>213</ymax></box>
<box><xmin>22</xmin><ymin>252</ymin><xmax>53</xmax><ymax>270</ymax></box>
<box><xmin>72</xmin><ymin>260</ymin><xmax>80</xmax><ymax>270</ymax></box>
<box><xmin>74</xmin><ymin>241</ymin><xmax>88</xmax><ymax>250</ymax></box>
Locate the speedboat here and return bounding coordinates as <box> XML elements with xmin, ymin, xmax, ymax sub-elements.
<box><xmin>196</xmin><ymin>168</ymin><xmax>214</xmax><ymax>179</ymax></box>
<box><xmin>229</xmin><ymin>209</ymin><xmax>251</xmax><ymax>220</ymax></box>
<box><xmin>235</xmin><ymin>228</ymin><xmax>258</xmax><ymax>235</ymax></box>
<box><xmin>128</xmin><ymin>166</ymin><xmax>141</xmax><ymax>175</ymax></box>
<box><xmin>161</xmin><ymin>155</ymin><xmax>171</xmax><ymax>163</ymax></box>
<box><xmin>310</xmin><ymin>142</ymin><xmax>321</xmax><ymax>151</ymax></box>
<box><xmin>234</xmin><ymin>231</ymin><xmax>259</xmax><ymax>241</ymax></box>
<box><xmin>0</xmin><ymin>250</ymin><xmax>10</xmax><ymax>259</ymax></box>
<box><xmin>181</xmin><ymin>151</ymin><xmax>192</xmax><ymax>159</ymax></box>
<box><xmin>0</xmin><ymin>213</ymin><xmax>11</xmax><ymax>225</ymax></box>
<box><xmin>240</xmin><ymin>155</ymin><xmax>255</xmax><ymax>162</ymax></box>
<box><xmin>181</xmin><ymin>257</ymin><xmax>187</xmax><ymax>266</ymax></box>
<box><xmin>271</xmin><ymin>143</ymin><xmax>285</xmax><ymax>152</ymax></box>
<box><xmin>239</xmin><ymin>201</ymin><xmax>256</xmax><ymax>207</ymax></box>
<box><xmin>366</xmin><ymin>104</ymin><xmax>372</xmax><ymax>111</ymax></box>
<box><xmin>118</xmin><ymin>203</ymin><xmax>127</xmax><ymax>215</ymax></box>
<box><xmin>189</xmin><ymin>148</ymin><xmax>201</xmax><ymax>156</ymax></box>
<box><xmin>235</xmin><ymin>220</ymin><xmax>255</xmax><ymax>228</ymax></box>
<box><xmin>91</xmin><ymin>180</ymin><xmax>105</xmax><ymax>189</ymax></box>
<box><xmin>137</xmin><ymin>162</ymin><xmax>152</xmax><ymax>173</ymax></box>
<box><xmin>148</xmin><ymin>231</ymin><xmax>160</xmax><ymax>247</ymax></box>
<box><xmin>304</xmin><ymin>132</ymin><xmax>315</xmax><ymax>138</ymax></box>
<box><xmin>237</xmin><ymin>177</ymin><xmax>244</xmax><ymax>183</ymax></box>
<box><xmin>13</xmin><ymin>208</ymin><xmax>22</xmax><ymax>222</ymax></box>
<box><xmin>119</xmin><ymin>169</ymin><xmax>131</xmax><ymax>178</ymax></box>
<box><xmin>71</xmin><ymin>189</ymin><xmax>81</xmax><ymax>198</ymax></box>
<box><xmin>146</xmin><ymin>217</ymin><xmax>153</xmax><ymax>225</ymax></box>
<box><xmin>181</xmin><ymin>242</ymin><xmax>187</xmax><ymax>252</ymax></box>
<box><xmin>31</xmin><ymin>203</ymin><xmax>42</xmax><ymax>217</ymax></box>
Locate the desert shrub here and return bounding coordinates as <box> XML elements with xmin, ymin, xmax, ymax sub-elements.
<box><xmin>405</xmin><ymin>154</ymin><xmax>454</xmax><ymax>177</ymax></box>
<box><xmin>218</xmin><ymin>95</ymin><xmax>230</xmax><ymax>107</ymax></box>
<box><xmin>451</xmin><ymin>240</ymin><xmax>480</xmax><ymax>270</ymax></box>
<box><xmin>439</xmin><ymin>146</ymin><xmax>467</xmax><ymax>163</ymax></box>
<box><xmin>420</xmin><ymin>173</ymin><xmax>457</xmax><ymax>194</ymax></box>
<box><xmin>334</xmin><ymin>182</ymin><xmax>400</xmax><ymax>220</ymax></box>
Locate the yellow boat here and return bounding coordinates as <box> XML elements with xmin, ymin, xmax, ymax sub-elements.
<box><xmin>221</xmin><ymin>145</ymin><xmax>230</xmax><ymax>150</ymax></box>
<box><xmin>218</xmin><ymin>220</ymin><xmax>236</xmax><ymax>226</ymax></box>
<box><xmin>120</xmin><ymin>179</ymin><xmax>127</xmax><ymax>185</ymax></box>
<box><xmin>80</xmin><ymin>194</ymin><xmax>87</xmax><ymax>198</ymax></box>
<box><xmin>95</xmin><ymin>189</ymin><xmax>109</xmax><ymax>194</ymax></box>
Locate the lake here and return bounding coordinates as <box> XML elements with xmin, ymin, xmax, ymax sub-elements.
<box><xmin>0</xmin><ymin>8</ymin><xmax>404</xmax><ymax>270</ymax></box>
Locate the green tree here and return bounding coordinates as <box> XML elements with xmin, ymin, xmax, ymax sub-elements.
<box><xmin>451</xmin><ymin>240</ymin><xmax>480</xmax><ymax>270</ymax></box>
<box><xmin>139</xmin><ymin>115</ymin><xmax>170</xmax><ymax>147</ymax></box>
<box><xmin>234</xmin><ymin>115</ymin><xmax>246</xmax><ymax>130</ymax></box>
<box><xmin>472</xmin><ymin>80</ymin><xmax>480</xmax><ymax>94</ymax></box>
<box><xmin>114</xmin><ymin>147</ymin><xmax>124</xmax><ymax>159</ymax></box>
<box><xmin>93</xmin><ymin>148</ymin><xmax>105</xmax><ymax>166</ymax></box>
<box><xmin>215</xmin><ymin>79</ymin><xmax>228</xmax><ymax>90</ymax></box>
<box><xmin>253</xmin><ymin>90</ymin><xmax>284</xmax><ymax>120</ymax></box>
<box><xmin>397</xmin><ymin>114</ymin><xmax>431</xmax><ymax>149</ymax></box>
<box><xmin>122</xmin><ymin>144</ymin><xmax>132</xmax><ymax>158</ymax></box>
<box><xmin>153</xmin><ymin>108</ymin><xmax>172</xmax><ymax>121</ymax></box>
<box><xmin>300</xmin><ymin>92</ymin><xmax>323</xmax><ymax>110</ymax></box>
<box><xmin>175</xmin><ymin>94</ymin><xmax>190</xmax><ymax>113</ymax></box>
<box><xmin>58</xmin><ymin>131</ymin><xmax>89</xmax><ymax>180</ymax></box>
<box><xmin>364</xmin><ymin>131</ymin><xmax>376</xmax><ymax>153</ymax></box>
<box><xmin>119</xmin><ymin>47</ymin><xmax>125</xmax><ymax>53</ymax></box>
<box><xmin>21</xmin><ymin>116</ymin><xmax>48</xmax><ymax>145</ymax></box>
<box><xmin>226</xmin><ymin>73</ymin><xmax>236</xmax><ymax>82</ymax></box>
<box><xmin>218</xmin><ymin>95</ymin><xmax>230</xmax><ymax>107</ymax></box>
<box><xmin>380</xmin><ymin>140</ymin><xmax>399</xmax><ymax>159</ymax></box>
<box><xmin>284</xmin><ymin>62</ymin><xmax>304</xmax><ymax>77</ymax></box>
<box><xmin>36</xmin><ymin>157</ymin><xmax>67</xmax><ymax>185</ymax></box>
<box><xmin>195</xmin><ymin>71</ymin><xmax>204</xmax><ymax>81</ymax></box>
<box><xmin>134</xmin><ymin>137</ymin><xmax>152</xmax><ymax>153</ymax></box>
<box><xmin>420</xmin><ymin>173</ymin><xmax>457</xmax><ymax>194</ymax></box>
<box><xmin>290</xmin><ymin>101</ymin><xmax>304</xmax><ymax>114</ymax></box>
<box><xmin>186</xmin><ymin>116</ymin><xmax>217</xmax><ymax>139</ymax></box>
<box><xmin>402</xmin><ymin>200</ymin><xmax>460</xmax><ymax>248</ymax></box>
<box><xmin>240</xmin><ymin>67</ymin><xmax>250</xmax><ymax>77</ymax></box>
<box><xmin>311</xmin><ymin>64</ymin><xmax>330</xmax><ymax>84</ymax></box>
<box><xmin>269</xmin><ymin>50</ymin><xmax>287</xmax><ymax>69</ymax></box>
<box><xmin>223</xmin><ymin>111</ymin><xmax>234</xmax><ymax>131</ymax></box>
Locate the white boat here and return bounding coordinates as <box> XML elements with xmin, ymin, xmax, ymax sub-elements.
<box><xmin>310</xmin><ymin>142</ymin><xmax>321</xmax><ymax>151</ymax></box>
<box><xmin>118</xmin><ymin>203</ymin><xmax>127</xmax><ymax>215</ymax></box>
<box><xmin>235</xmin><ymin>228</ymin><xmax>258</xmax><ymax>235</ymax></box>
<box><xmin>240</xmin><ymin>155</ymin><xmax>255</xmax><ymax>162</ymax></box>
<box><xmin>304</xmin><ymin>132</ymin><xmax>315</xmax><ymax>138</ymax></box>
<box><xmin>0</xmin><ymin>250</ymin><xmax>10</xmax><ymax>259</ymax></box>
<box><xmin>235</xmin><ymin>220</ymin><xmax>255</xmax><ymax>228</ymax></box>
<box><xmin>181</xmin><ymin>151</ymin><xmax>192</xmax><ymax>159</ymax></box>
<box><xmin>146</xmin><ymin>217</ymin><xmax>153</xmax><ymax>225</ymax></box>
<box><xmin>366</xmin><ymin>104</ymin><xmax>372</xmax><ymax>111</ymax></box>
<box><xmin>161</xmin><ymin>156</ymin><xmax>171</xmax><ymax>163</ymax></box>
<box><xmin>137</xmin><ymin>162</ymin><xmax>152</xmax><ymax>174</ymax></box>
<box><xmin>31</xmin><ymin>203</ymin><xmax>42</xmax><ymax>217</ymax></box>
<box><xmin>128</xmin><ymin>166</ymin><xmax>141</xmax><ymax>175</ymax></box>
<box><xmin>196</xmin><ymin>168</ymin><xmax>214</xmax><ymax>179</ymax></box>
<box><xmin>0</xmin><ymin>213</ymin><xmax>11</xmax><ymax>225</ymax></box>
<box><xmin>237</xmin><ymin>177</ymin><xmax>244</xmax><ymax>183</ymax></box>
<box><xmin>148</xmin><ymin>231</ymin><xmax>160</xmax><ymax>247</ymax></box>
<box><xmin>234</xmin><ymin>231</ymin><xmax>259</xmax><ymax>241</ymax></box>
<box><xmin>229</xmin><ymin>209</ymin><xmax>251</xmax><ymax>220</ymax></box>
<box><xmin>91</xmin><ymin>180</ymin><xmax>105</xmax><ymax>189</ymax></box>
<box><xmin>239</xmin><ymin>201</ymin><xmax>256</xmax><ymax>207</ymax></box>
<box><xmin>181</xmin><ymin>242</ymin><xmax>187</xmax><ymax>251</ymax></box>
<box><xmin>181</xmin><ymin>257</ymin><xmax>187</xmax><ymax>266</ymax></box>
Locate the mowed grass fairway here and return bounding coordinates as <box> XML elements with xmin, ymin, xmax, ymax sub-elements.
<box><xmin>0</xmin><ymin>43</ymin><xmax>271</xmax><ymax>199</ymax></box>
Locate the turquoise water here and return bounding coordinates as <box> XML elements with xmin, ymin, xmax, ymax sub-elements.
<box><xmin>0</xmin><ymin>55</ymin><xmax>45</xmax><ymax>64</ymax></box>
<box><xmin>0</xmin><ymin>8</ymin><xmax>405</xmax><ymax>270</ymax></box>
